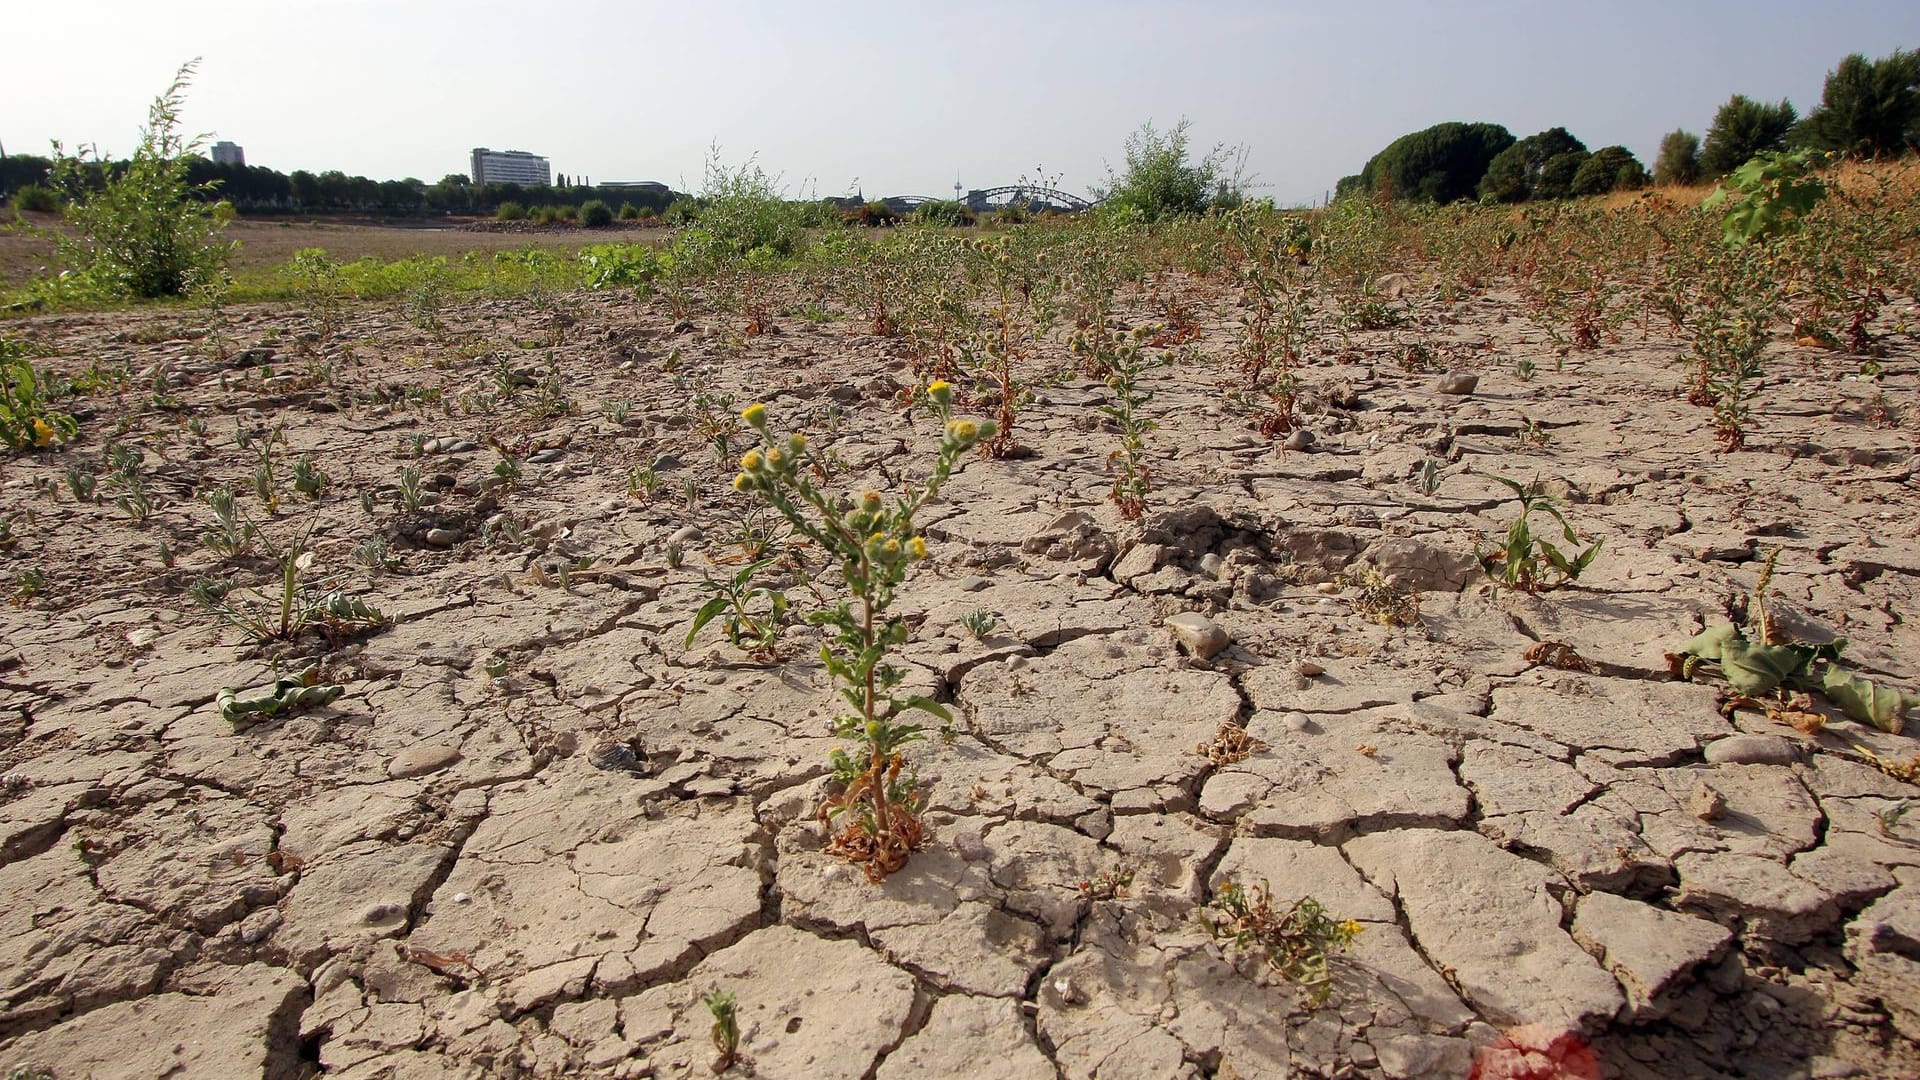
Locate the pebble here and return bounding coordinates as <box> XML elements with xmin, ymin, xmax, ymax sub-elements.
<box><xmin>128</xmin><ymin>628</ymin><xmax>159</xmax><ymax>648</ymax></box>
<box><xmin>1435</xmin><ymin>372</ymin><xmax>1480</xmax><ymax>396</ymax></box>
<box><xmin>388</xmin><ymin>744</ymin><xmax>461</xmax><ymax>779</ymax></box>
<box><xmin>1285</xmin><ymin>712</ymin><xmax>1313</xmax><ymax>732</ymax></box>
<box><xmin>1283</xmin><ymin>429</ymin><xmax>1315</xmax><ymax>451</ymax></box>
<box><xmin>1703</xmin><ymin>734</ymin><xmax>1799</xmax><ymax>767</ymax></box>
<box><xmin>953</xmin><ymin>831</ymin><xmax>989</xmax><ymax>862</ymax></box>
<box><xmin>1296</xmin><ymin>660</ymin><xmax>1325</xmax><ymax>677</ymax></box>
<box><xmin>527</xmin><ymin>448</ymin><xmax>565</xmax><ymax>465</ymax></box>
<box><xmin>1690</xmin><ymin>781</ymin><xmax>1727</xmax><ymax>821</ymax></box>
<box><xmin>957</xmin><ymin>576</ymin><xmax>991</xmax><ymax>592</ymax></box>
<box><xmin>1198</xmin><ymin>553</ymin><xmax>1226</xmax><ymax>579</ymax></box>
<box><xmin>424</xmin><ymin>528</ymin><xmax>460</xmax><ymax>547</ymax></box>
<box><xmin>1165</xmin><ymin>612</ymin><xmax>1230</xmax><ymax>660</ymax></box>
<box><xmin>669</xmin><ymin>525</ymin><xmax>704</xmax><ymax>545</ymax></box>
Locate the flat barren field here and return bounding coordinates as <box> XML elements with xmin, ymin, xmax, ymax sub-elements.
<box><xmin>0</xmin><ymin>213</ymin><xmax>660</xmax><ymax>295</ymax></box>
<box><xmin>1</xmin><ymin>199</ymin><xmax>1918</xmax><ymax>1079</ymax></box>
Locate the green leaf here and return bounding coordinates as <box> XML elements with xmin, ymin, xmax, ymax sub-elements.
<box><xmin>1681</xmin><ymin>624</ymin><xmax>1740</xmax><ymax>662</ymax></box>
<box><xmin>899</xmin><ymin>695</ymin><xmax>952</xmax><ymax>722</ymax></box>
<box><xmin>1717</xmin><ymin>637</ymin><xmax>1807</xmax><ymax>696</ymax></box>
<box><xmin>1817</xmin><ymin>664</ymin><xmax>1918</xmax><ymax>735</ymax></box>
<box><xmin>684</xmin><ymin>596</ymin><xmax>730</xmax><ymax>648</ymax></box>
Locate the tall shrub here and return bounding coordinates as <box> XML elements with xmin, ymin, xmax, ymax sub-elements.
<box><xmin>49</xmin><ymin>60</ymin><xmax>232</xmax><ymax>299</ymax></box>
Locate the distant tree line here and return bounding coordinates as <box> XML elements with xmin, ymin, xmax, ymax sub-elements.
<box><xmin>1</xmin><ymin>153</ymin><xmax>679</xmax><ymax>217</ymax></box>
<box><xmin>1338</xmin><ymin>47</ymin><xmax>1918</xmax><ymax>204</ymax></box>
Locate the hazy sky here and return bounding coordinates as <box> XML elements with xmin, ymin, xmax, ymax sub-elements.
<box><xmin>4</xmin><ymin>1</ymin><xmax>1916</xmax><ymax>205</ymax></box>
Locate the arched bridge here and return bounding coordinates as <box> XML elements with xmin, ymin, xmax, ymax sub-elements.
<box><xmin>882</xmin><ymin>186</ymin><xmax>1099</xmax><ymax>213</ymax></box>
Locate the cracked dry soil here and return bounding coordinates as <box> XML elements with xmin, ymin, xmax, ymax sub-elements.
<box><xmin>2</xmin><ymin>275</ymin><xmax>1919</xmax><ymax>1079</ymax></box>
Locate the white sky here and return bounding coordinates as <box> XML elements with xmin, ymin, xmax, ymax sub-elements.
<box><xmin>3</xmin><ymin>1</ymin><xmax>1916</xmax><ymax>205</ymax></box>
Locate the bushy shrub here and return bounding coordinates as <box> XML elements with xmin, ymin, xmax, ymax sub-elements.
<box><xmin>1353</xmin><ymin>121</ymin><xmax>1515</xmax><ymax>203</ymax></box>
<box><xmin>913</xmin><ymin>199</ymin><xmax>972</xmax><ymax>227</ymax></box>
<box><xmin>1654</xmin><ymin>130</ymin><xmax>1702</xmax><ymax>186</ymax></box>
<box><xmin>1701</xmin><ymin>95</ymin><xmax>1798</xmax><ymax>177</ymax></box>
<box><xmin>49</xmin><ymin>60</ymin><xmax>232</xmax><ymax>298</ymax></box>
<box><xmin>495</xmin><ymin>201</ymin><xmax>527</xmax><ymax>221</ymax></box>
<box><xmin>578</xmin><ymin>199</ymin><xmax>613</xmax><ymax>227</ymax></box>
<box><xmin>1099</xmin><ymin>119</ymin><xmax>1246</xmax><ymax>222</ymax></box>
<box><xmin>9</xmin><ymin>184</ymin><xmax>60</xmax><ymax>214</ymax></box>
<box><xmin>684</xmin><ymin>152</ymin><xmax>805</xmax><ymax>259</ymax></box>
<box><xmin>616</xmin><ymin>201</ymin><xmax>639</xmax><ymax>220</ymax></box>
<box><xmin>556</xmin><ymin>204</ymin><xmax>578</xmax><ymax>222</ymax></box>
<box><xmin>1793</xmin><ymin>50</ymin><xmax>1920</xmax><ymax>159</ymax></box>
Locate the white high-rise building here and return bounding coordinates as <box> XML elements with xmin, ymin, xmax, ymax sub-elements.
<box><xmin>211</xmin><ymin>141</ymin><xmax>245</xmax><ymax>166</ymax></box>
<box><xmin>470</xmin><ymin>148</ymin><xmax>551</xmax><ymax>187</ymax></box>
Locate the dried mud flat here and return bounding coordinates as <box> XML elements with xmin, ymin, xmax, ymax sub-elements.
<box><xmin>2</xmin><ymin>279</ymin><xmax>1920</xmax><ymax>1080</ymax></box>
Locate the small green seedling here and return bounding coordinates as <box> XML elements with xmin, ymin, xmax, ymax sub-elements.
<box><xmin>685</xmin><ymin>558</ymin><xmax>789</xmax><ymax>656</ymax></box>
<box><xmin>960</xmin><ymin>609</ymin><xmax>998</xmax><ymax>639</ymax></box>
<box><xmin>1475</xmin><ymin>473</ymin><xmax>1600</xmax><ymax>593</ymax></box>
<box><xmin>701</xmin><ymin>987</ymin><xmax>741</xmax><ymax>1073</ymax></box>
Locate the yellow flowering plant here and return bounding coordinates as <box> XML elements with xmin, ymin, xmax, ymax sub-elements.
<box><xmin>1</xmin><ymin>342</ymin><xmax>79</xmax><ymax>452</ymax></box>
<box><xmin>730</xmin><ymin>385</ymin><xmax>992</xmax><ymax>880</ymax></box>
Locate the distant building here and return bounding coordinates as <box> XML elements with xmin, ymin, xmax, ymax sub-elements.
<box><xmin>211</xmin><ymin>141</ymin><xmax>245</xmax><ymax>167</ymax></box>
<box><xmin>470</xmin><ymin>148</ymin><xmax>551</xmax><ymax>187</ymax></box>
<box><xmin>600</xmin><ymin>180</ymin><xmax>670</xmax><ymax>197</ymax></box>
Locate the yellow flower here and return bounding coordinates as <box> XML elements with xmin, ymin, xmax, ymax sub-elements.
<box><xmin>1339</xmin><ymin>919</ymin><xmax>1364</xmax><ymax>938</ymax></box>
<box><xmin>741</xmin><ymin>402</ymin><xmax>768</xmax><ymax>429</ymax></box>
<box><xmin>927</xmin><ymin>380</ymin><xmax>953</xmax><ymax>405</ymax></box>
<box><xmin>766</xmin><ymin>447</ymin><xmax>785</xmax><ymax>469</ymax></box>
<box><xmin>909</xmin><ymin>536</ymin><xmax>928</xmax><ymax>560</ymax></box>
<box><xmin>732</xmin><ymin>473</ymin><xmax>752</xmax><ymax>491</ymax></box>
<box><xmin>947</xmin><ymin>419</ymin><xmax>979</xmax><ymax>442</ymax></box>
<box><xmin>860</xmin><ymin>490</ymin><xmax>883</xmax><ymax>512</ymax></box>
<box><xmin>883</xmin><ymin>539</ymin><xmax>902</xmax><ymax>559</ymax></box>
<box><xmin>741</xmin><ymin>449</ymin><xmax>764</xmax><ymax>473</ymax></box>
<box><xmin>31</xmin><ymin>418</ymin><xmax>54</xmax><ymax>447</ymax></box>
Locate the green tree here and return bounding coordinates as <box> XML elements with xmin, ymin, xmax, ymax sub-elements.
<box><xmin>1353</xmin><ymin>121</ymin><xmax>1515</xmax><ymax>203</ymax></box>
<box><xmin>1098</xmin><ymin>119</ymin><xmax>1246</xmax><ymax>222</ymax></box>
<box><xmin>1793</xmin><ymin>50</ymin><xmax>1920</xmax><ymax>158</ymax></box>
<box><xmin>578</xmin><ymin>199</ymin><xmax>613</xmax><ymax>227</ymax></box>
<box><xmin>1479</xmin><ymin>128</ymin><xmax>1587</xmax><ymax>202</ymax></box>
<box><xmin>1570</xmin><ymin>145</ymin><xmax>1649</xmax><ymax>196</ymax></box>
<box><xmin>48</xmin><ymin>60</ymin><xmax>232</xmax><ymax>299</ymax></box>
<box><xmin>1654</xmin><ymin>130</ymin><xmax>1702</xmax><ymax>186</ymax></box>
<box><xmin>1701</xmin><ymin>95</ymin><xmax>1797</xmax><ymax>176</ymax></box>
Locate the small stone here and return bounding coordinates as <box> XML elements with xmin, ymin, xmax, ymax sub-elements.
<box><xmin>953</xmin><ymin>832</ymin><xmax>989</xmax><ymax>862</ymax></box>
<box><xmin>1004</xmin><ymin>655</ymin><xmax>1028</xmax><ymax>671</ymax></box>
<box><xmin>1691</xmin><ymin>781</ymin><xmax>1727</xmax><ymax>821</ymax></box>
<box><xmin>1315</xmin><ymin>581</ymin><xmax>1342</xmax><ymax>595</ymax></box>
<box><xmin>1283</xmin><ymin>429</ymin><xmax>1315</xmax><ymax>452</ymax></box>
<box><xmin>1198</xmin><ymin>553</ymin><xmax>1226</xmax><ymax>579</ymax></box>
<box><xmin>1165</xmin><ymin>613</ymin><xmax>1229</xmax><ymax>660</ymax></box>
<box><xmin>1704</xmin><ymin>734</ymin><xmax>1798</xmax><ymax>766</ymax></box>
<box><xmin>957</xmin><ymin>576</ymin><xmax>990</xmax><ymax>592</ymax></box>
<box><xmin>1296</xmin><ymin>660</ymin><xmax>1325</xmax><ymax>677</ymax></box>
<box><xmin>423</xmin><ymin>528</ymin><xmax>460</xmax><ymax>547</ymax></box>
<box><xmin>388</xmin><ymin>744</ymin><xmax>461</xmax><ymax>779</ymax></box>
<box><xmin>452</xmin><ymin>892</ymin><xmax>472</xmax><ymax>904</ymax></box>
<box><xmin>1435</xmin><ymin>372</ymin><xmax>1479</xmax><ymax>395</ymax></box>
<box><xmin>128</xmin><ymin>628</ymin><xmax>159</xmax><ymax>647</ymax></box>
<box><xmin>527</xmin><ymin>448</ymin><xmax>565</xmax><ymax>465</ymax></box>
<box><xmin>1284</xmin><ymin>712</ymin><xmax>1313</xmax><ymax>732</ymax></box>
<box><xmin>588</xmin><ymin>740</ymin><xmax>644</xmax><ymax>773</ymax></box>
<box><xmin>669</xmin><ymin>525</ymin><xmax>704</xmax><ymax>545</ymax></box>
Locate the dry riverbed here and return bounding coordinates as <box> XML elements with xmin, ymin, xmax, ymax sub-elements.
<box><xmin>2</xmin><ymin>277</ymin><xmax>1919</xmax><ymax>1078</ymax></box>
